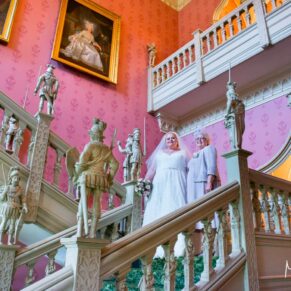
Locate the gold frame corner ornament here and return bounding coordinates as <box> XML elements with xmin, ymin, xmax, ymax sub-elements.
<box><xmin>51</xmin><ymin>0</ymin><xmax>121</xmax><ymax>84</ymax></box>
<box><xmin>0</xmin><ymin>0</ymin><xmax>19</xmax><ymax>44</ymax></box>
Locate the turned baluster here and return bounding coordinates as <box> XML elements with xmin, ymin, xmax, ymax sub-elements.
<box><xmin>221</xmin><ymin>25</ymin><xmax>226</xmax><ymax>43</ymax></box>
<box><xmin>278</xmin><ymin>191</ymin><xmax>290</xmax><ymax>235</ymax></box>
<box><xmin>162</xmin><ymin>238</ymin><xmax>177</xmax><ymax>291</ymax></box>
<box><xmin>115</xmin><ymin>266</ymin><xmax>131</xmax><ymax>291</ymax></box>
<box><xmin>259</xmin><ymin>184</ymin><xmax>271</xmax><ymax>232</ymax></box>
<box><xmin>213</xmin><ymin>30</ymin><xmax>218</xmax><ymax>48</ymax></box>
<box><xmin>183</xmin><ymin>229</ymin><xmax>196</xmax><ymax>290</ymax></box>
<box><xmin>184</xmin><ymin>49</ymin><xmax>189</xmax><ymax>67</ymax></box>
<box><xmin>229</xmin><ymin>19</ymin><xmax>234</xmax><ymax>38</ymax></box>
<box><xmin>99</xmin><ymin>227</ymin><xmax>107</xmax><ymax>239</ymax></box>
<box><xmin>141</xmin><ymin>251</ymin><xmax>155</xmax><ymax>291</ymax></box>
<box><xmin>108</xmin><ymin>189</ymin><xmax>115</xmax><ymax>209</ymax></box>
<box><xmin>190</xmin><ymin>45</ymin><xmax>195</xmax><ymax>62</ymax></box>
<box><xmin>26</xmin><ymin>131</ymin><xmax>36</xmax><ymax>168</ymax></box>
<box><xmin>163</xmin><ymin>64</ymin><xmax>168</xmax><ymax>81</ymax></box>
<box><xmin>251</xmin><ymin>182</ymin><xmax>262</xmax><ymax>231</ymax></box>
<box><xmin>45</xmin><ymin>250</ymin><xmax>57</xmax><ymax>276</ymax></box>
<box><xmin>268</xmin><ymin>188</ymin><xmax>281</xmax><ymax>234</ymax></box>
<box><xmin>53</xmin><ymin>148</ymin><xmax>63</xmax><ymax>187</ymax></box>
<box><xmin>25</xmin><ymin>260</ymin><xmax>36</xmax><ymax>286</ymax></box>
<box><xmin>111</xmin><ymin>222</ymin><xmax>120</xmax><ymax>241</ymax></box>
<box><xmin>229</xmin><ymin>200</ymin><xmax>241</xmax><ymax>255</ymax></box>
<box><xmin>158</xmin><ymin>68</ymin><xmax>163</xmax><ymax>84</ymax></box>
<box><xmin>206</xmin><ymin>35</ymin><xmax>211</xmax><ymax>53</ymax></box>
<box><xmin>167</xmin><ymin>62</ymin><xmax>171</xmax><ymax>78</ymax></box>
<box><xmin>245</xmin><ymin>9</ymin><xmax>251</xmax><ymax>26</ymax></box>
<box><xmin>216</xmin><ymin>208</ymin><xmax>229</xmax><ymax>269</ymax></box>
<box><xmin>270</xmin><ymin>0</ymin><xmax>277</xmax><ymax>11</ymax></box>
<box><xmin>126</xmin><ymin>215</ymin><xmax>132</xmax><ymax>235</ymax></box>
<box><xmin>177</xmin><ymin>54</ymin><xmax>182</xmax><ymax>71</ymax></box>
<box><xmin>236</xmin><ymin>13</ymin><xmax>242</xmax><ymax>32</ymax></box>
<box><xmin>153</xmin><ymin>71</ymin><xmax>158</xmax><ymax>87</ymax></box>
<box><xmin>12</xmin><ymin>121</ymin><xmax>27</xmax><ymax>160</ymax></box>
<box><xmin>0</xmin><ymin>109</ymin><xmax>12</xmax><ymax>147</ymax></box>
<box><xmin>200</xmin><ymin>216</ymin><xmax>215</xmax><ymax>282</ymax></box>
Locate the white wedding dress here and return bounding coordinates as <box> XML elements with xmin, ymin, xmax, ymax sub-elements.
<box><xmin>142</xmin><ymin>150</ymin><xmax>188</xmax><ymax>257</ymax></box>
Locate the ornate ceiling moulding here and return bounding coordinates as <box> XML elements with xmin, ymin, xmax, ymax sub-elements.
<box><xmin>161</xmin><ymin>0</ymin><xmax>191</xmax><ymax>11</ymax></box>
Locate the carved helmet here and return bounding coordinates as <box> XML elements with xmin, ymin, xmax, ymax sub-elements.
<box><xmin>132</xmin><ymin>128</ymin><xmax>141</xmax><ymax>140</ymax></box>
<box><xmin>8</xmin><ymin>166</ymin><xmax>20</xmax><ymax>184</ymax></box>
<box><xmin>89</xmin><ymin>118</ymin><xmax>107</xmax><ymax>141</ymax></box>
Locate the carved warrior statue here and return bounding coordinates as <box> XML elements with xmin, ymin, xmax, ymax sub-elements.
<box><xmin>0</xmin><ymin>166</ymin><xmax>28</xmax><ymax>245</ymax></box>
<box><xmin>117</xmin><ymin>134</ymin><xmax>133</xmax><ymax>182</ymax></box>
<box><xmin>34</xmin><ymin>64</ymin><xmax>59</xmax><ymax>116</ymax></box>
<box><xmin>224</xmin><ymin>81</ymin><xmax>245</xmax><ymax>150</ymax></box>
<box><xmin>147</xmin><ymin>43</ymin><xmax>157</xmax><ymax>67</ymax></box>
<box><xmin>130</xmin><ymin>128</ymin><xmax>143</xmax><ymax>181</ymax></box>
<box><xmin>66</xmin><ymin>118</ymin><xmax>119</xmax><ymax>238</ymax></box>
<box><xmin>4</xmin><ymin>117</ymin><xmax>18</xmax><ymax>152</ymax></box>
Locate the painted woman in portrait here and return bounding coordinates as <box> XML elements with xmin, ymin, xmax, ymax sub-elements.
<box><xmin>61</xmin><ymin>19</ymin><xmax>103</xmax><ymax>72</ymax></box>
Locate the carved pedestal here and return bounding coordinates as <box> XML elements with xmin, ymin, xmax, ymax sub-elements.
<box><xmin>0</xmin><ymin>244</ymin><xmax>19</xmax><ymax>291</ymax></box>
<box><xmin>61</xmin><ymin>237</ymin><xmax>109</xmax><ymax>291</ymax></box>
<box><xmin>25</xmin><ymin>113</ymin><xmax>54</xmax><ymax>222</ymax></box>
<box><xmin>223</xmin><ymin>149</ymin><xmax>259</xmax><ymax>290</ymax></box>
<box><xmin>123</xmin><ymin>181</ymin><xmax>142</xmax><ymax>231</ymax></box>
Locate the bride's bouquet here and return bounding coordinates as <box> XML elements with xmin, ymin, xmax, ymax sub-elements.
<box><xmin>135</xmin><ymin>178</ymin><xmax>153</xmax><ymax>198</ymax></box>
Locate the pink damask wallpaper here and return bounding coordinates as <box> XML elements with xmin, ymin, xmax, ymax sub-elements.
<box><xmin>178</xmin><ymin>0</ymin><xmax>221</xmax><ymax>46</ymax></box>
<box><xmin>0</xmin><ymin>0</ymin><xmax>179</xmax><ymax>182</ymax></box>
<box><xmin>182</xmin><ymin>96</ymin><xmax>291</xmax><ymax>184</ymax></box>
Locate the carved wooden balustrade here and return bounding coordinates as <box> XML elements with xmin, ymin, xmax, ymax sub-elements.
<box><xmin>12</xmin><ymin>204</ymin><xmax>133</xmax><ymax>288</ymax></box>
<box><xmin>0</xmin><ymin>91</ymin><xmax>126</xmax><ymax>220</ymax></box>
<box><xmin>148</xmin><ymin>0</ymin><xmax>290</xmax><ymax>113</ymax></box>
<box><xmin>99</xmin><ymin>181</ymin><xmax>244</xmax><ymax>290</ymax></box>
<box><xmin>249</xmin><ymin>169</ymin><xmax>291</xmax><ymax>235</ymax></box>
<box><xmin>151</xmin><ymin>0</ymin><xmax>283</xmax><ymax>89</ymax></box>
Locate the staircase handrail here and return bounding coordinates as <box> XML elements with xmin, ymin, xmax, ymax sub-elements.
<box><xmin>249</xmin><ymin>168</ymin><xmax>291</xmax><ymax>192</ymax></box>
<box><xmin>0</xmin><ymin>90</ymin><xmax>37</xmax><ymax>130</ymax></box>
<box><xmin>14</xmin><ymin>203</ymin><xmax>133</xmax><ymax>268</ymax></box>
<box><xmin>100</xmin><ymin>181</ymin><xmax>240</xmax><ymax>278</ymax></box>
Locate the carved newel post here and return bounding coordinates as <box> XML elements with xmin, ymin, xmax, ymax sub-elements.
<box><xmin>25</xmin><ymin>113</ymin><xmax>53</xmax><ymax>222</ymax></box>
<box><xmin>63</xmin><ymin>118</ymin><xmax>119</xmax><ymax>291</ymax></box>
<box><xmin>223</xmin><ymin>80</ymin><xmax>259</xmax><ymax>290</ymax></box>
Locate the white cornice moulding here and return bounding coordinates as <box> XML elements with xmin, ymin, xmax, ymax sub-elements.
<box><xmin>156</xmin><ymin>71</ymin><xmax>291</xmax><ymax>136</ymax></box>
<box><xmin>161</xmin><ymin>0</ymin><xmax>191</xmax><ymax>11</ymax></box>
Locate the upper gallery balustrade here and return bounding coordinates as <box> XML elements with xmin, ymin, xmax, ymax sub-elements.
<box><xmin>148</xmin><ymin>0</ymin><xmax>291</xmax><ymax>119</ymax></box>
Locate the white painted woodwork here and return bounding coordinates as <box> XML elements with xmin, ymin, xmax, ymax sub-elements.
<box><xmin>148</xmin><ymin>0</ymin><xmax>291</xmax><ymax>125</ymax></box>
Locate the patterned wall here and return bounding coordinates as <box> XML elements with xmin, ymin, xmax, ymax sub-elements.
<box><xmin>0</xmin><ymin>0</ymin><xmax>179</xmax><ymax>182</ymax></box>
<box><xmin>178</xmin><ymin>0</ymin><xmax>221</xmax><ymax>46</ymax></box>
<box><xmin>182</xmin><ymin>96</ymin><xmax>291</xmax><ymax>184</ymax></box>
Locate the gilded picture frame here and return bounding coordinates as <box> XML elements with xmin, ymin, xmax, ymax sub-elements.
<box><xmin>52</xmin><ymin>0</ymin><xmax>121</xmax><ymax>84</ymax></box>
<box><xmin>0</xmin><ymin>0</ymin><xmax>18</xmax><ymax>43</ymax></box>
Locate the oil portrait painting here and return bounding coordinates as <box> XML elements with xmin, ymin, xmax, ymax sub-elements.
<box><xmin>52</xmin><ymin>0</ymin><xmax>121</xmax><ymax>84</ymax></box>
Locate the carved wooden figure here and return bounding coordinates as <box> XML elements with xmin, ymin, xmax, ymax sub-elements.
<box><xmin>66</xmin><ymin>118</ymin><xmax>119</xmax><ymax>238</ymax></box>
<box><xmin>34</xmin><ymin>64</ymin><xmax>59</xmax><ymax>116</ymax></box>
<box><xmin>224</xmin><ymin>81</ymin><xmax>245</xmax><ymax>150</ymax></box>
<box><xmin>117</xmin><ymin>134</ymin><xmax>133</xmax><ymax>182</ymax></box>
<box><xmin>0</xmin><ymin>167</ymin><xmax>28</xmax><ymax>245</ymax></box>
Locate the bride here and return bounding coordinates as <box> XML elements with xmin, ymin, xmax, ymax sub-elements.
<box><xmin>143</xmin><ymin>131</ymin><xmax>190</xmax><ymax>257</ymax></box>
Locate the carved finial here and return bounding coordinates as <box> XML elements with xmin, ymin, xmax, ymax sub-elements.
<box><xmin>147</xmin><ymin>43</ymin><xmax>157</xmax><ymax>67</ymax></box>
